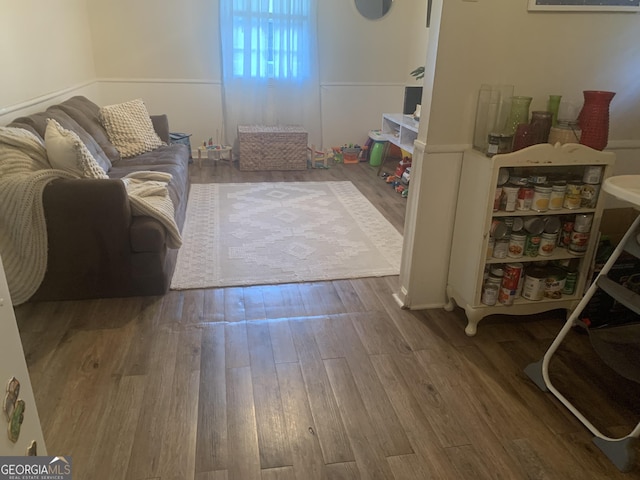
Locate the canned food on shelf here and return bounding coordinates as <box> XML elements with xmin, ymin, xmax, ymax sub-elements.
<box><xmin>508</xmin><ymin>233</ymin><xmax>527</xmax><ymax>258</ymax></box>
<box><xmin>539</xmin><ymin>232</ymin><xmax>558</xmax><ymax>256</ymax></box>
<box><xmin>522</xmin><ymin>266</ymin><xmax>547</xmax><ymax>301</ymax></box>
<box><xmin>582</xmin><ymin>165</ymin><xmax>603</xmax><ymax>185</ymax></box>
<box><xmin>532</xmin><ymin>185</ymin><xmax>553</xmax><ymax>212</ymax></box>
<box><xmin>564</xmin><ymin>181</ymin><xmax>583</xmax><ymax>209</ymax></box>
<box><xmin>581</xmin><ymin>184</ymin><xmax>600</xmax><ymax>208</ymax></box>
<box><xmin>544</xmin><ymin>268</ymin><xmax>567</xmax><ymax>299</ymax></box>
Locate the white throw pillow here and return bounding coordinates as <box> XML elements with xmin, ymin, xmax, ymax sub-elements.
<box><xmin>99</xmin><ymin>99</ymin><xmax>162</xmax><ymax>158</ymax></box>
<box><xmin>45</xmin><ymin>118</ymin><xmax>108</xmax><ymax>179</ymax></box>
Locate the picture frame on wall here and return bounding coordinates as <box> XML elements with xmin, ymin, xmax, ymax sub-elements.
<box><xmin>528</xmin><ymin>0</ymin><xmax>640</xmax><ymax>11</ymax></box>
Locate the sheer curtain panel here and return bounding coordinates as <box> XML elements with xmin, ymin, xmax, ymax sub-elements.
<box><xmin>220</xmin><ymin>0</ymin><xmax>321</xmax><ymax>149</ymax></box>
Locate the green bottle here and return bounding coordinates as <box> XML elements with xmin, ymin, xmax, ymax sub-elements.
<box><xmin>547</xmin><ymin>95</ymin><xmax>562</xmax><ymax>127</ymax></box>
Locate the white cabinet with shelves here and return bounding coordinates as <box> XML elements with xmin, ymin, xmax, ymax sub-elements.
<box><xmin>381</xmin><ymin>114</ymin><xmax>419</xmax><ymax>154</ymax></box>
<box><xmin>445</xmin><ymin>143</ymin><xmax>616</xmax><ymax>336</ymax></box>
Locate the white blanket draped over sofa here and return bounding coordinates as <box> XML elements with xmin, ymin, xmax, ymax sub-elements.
<box><xmin>0</xmin><ymin>127</ymin><xmax>181</xmax><ymax>305</ymax></box>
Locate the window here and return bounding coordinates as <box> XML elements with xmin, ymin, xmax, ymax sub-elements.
<box><xmin>228</xmin><ymin>0</ymin><xmax>312</xmax><ymax>81</ymax></box>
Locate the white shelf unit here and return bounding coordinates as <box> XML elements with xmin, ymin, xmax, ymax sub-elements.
<box><xmin>381</xmin><ymin>113</ymin><xmax>419</xmax><ymax>154</ymax></box>
<box><xmin>445</xmin><ymin>143</ymin><xmax>616</xmax><ymax>336</ymax></box>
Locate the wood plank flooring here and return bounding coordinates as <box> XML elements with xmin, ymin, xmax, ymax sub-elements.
<box><xmin>14</xmin><ymin>160</ymin><xmax>640</xmax><ymax>479</ymax></box>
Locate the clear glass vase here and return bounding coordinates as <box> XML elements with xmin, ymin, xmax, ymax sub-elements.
<box><xmin>503</xmin><ymin>96</ymin><xmax>532</xmax><ymax>136</ymax></box>
<box><xmin>473</xmin><ymin>84</ymin><xmax>514</xmax><ymax>152</ymax></box>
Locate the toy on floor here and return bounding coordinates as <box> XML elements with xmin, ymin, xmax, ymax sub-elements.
<box><xmin>308</xmin><ymin>145</ymin><xmax>333</xmax><ymax>169</ymax></box>
<box><xmin>331</xmin><ymin>144</ymin><xmax>365</xmax><ymax>164</ymax></box>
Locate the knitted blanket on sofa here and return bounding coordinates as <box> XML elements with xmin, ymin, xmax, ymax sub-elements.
<box><xmin>0</xmin><ymin>127</ymin><xmax>181</xmax><ymax>305</ymax></box>
<box><xmin>0</xmin><ymin>127</ymin><xmax>76</xmax><ymax>305</ymax></box>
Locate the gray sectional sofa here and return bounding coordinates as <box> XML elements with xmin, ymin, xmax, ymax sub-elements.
<box><xmin>7</xmin><ymin>96</ymin><xmax>190</xmax><ymax>301</ymax></box>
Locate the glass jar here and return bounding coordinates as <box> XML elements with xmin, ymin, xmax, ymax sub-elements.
<box><xmin>548</xmin><ymin>121</ymin><xmax>581</xmax><ymax>145</ymax></box>
<box><xmin>530</xmin><ymin>111</ymin><xmax>553</xmax><ymax>143</ymax></box>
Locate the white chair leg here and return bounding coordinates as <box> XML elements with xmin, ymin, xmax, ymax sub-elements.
<box><xmin>525</xmin><ymin>213</ymin><xmax>640</xmax><ymax>471</ymax></box>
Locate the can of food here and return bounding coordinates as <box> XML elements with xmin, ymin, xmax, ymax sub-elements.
<box><xmin>510</xmin><ymin>176</ymin><xmax>529</xmax><ymax>186</ymax></box>
<box><xmin>522</xmin><ymin>266</ymin><xmax>547</xmax><ymax>301</ymax></box>
<box><xmin>481</xmin><ymin>283</ymin><xmax>499</xmax><ymax>305</ymax></box>
<box><xmin>486</xmin><ymin>275</ymin><xmax>503</xmax><ymax>288</ymax></box>
<box><xmin>487</xmin><ymin>237</ymin><xmax>495</xmax><ymax>257</ymax></box>
<box><xmin>562</xmin><ymin>270</ymin><xmax>578</xmax><ymax>295</ymax></box>
<box><xmin>508</xmin><ymin>233</ymin><xmax>527</xmax><ymax>258</ymax></box>
<box><xmin>493</xmin><ymin>187</ymin><xmax>503</xmax><ymax>212</ymax></box>
<box><xmin>502</xmin><ymin>184</ymin><xmax>520</xmax><ymax>212</ymax></box>
<box><xmin>525</xmin><ymin>234</ymin><xmax>542</xmax><ymax>257</ymax></box>
<box><xmin>543</xmin><ymin>216</ymin><xmax>561</xmax><ymax>234</ymax></box>
<box><xmin>511</xmin><ymin>216</ymin><xmax>524</xmax><ymax>233</ymax></box>
<box><xmin>528</xmin><ymin>175</ymin><xmax>547</xmax><ymax>185</ymax></box>
<box><xmin>569</xmin><ymin>231</ymin><xmax>590</xmax><ymax>256</ymax></box>
<box><xmin>574</xmin><ymin>214</ymin><xmax>593</xmax><ymax>233</ymax></box>
<box><xmin>582</xmin><ymin>165</ymin><xmax>603</xmax><ymax>185</ymax></box>
<box><xmin>544</xmin><ymin>268</ymin><xmax>567</xmax><ymax>299</ymax></box>
<box><xmin>498</xmin><ymin>286</ymin><xmax>516</xmax><ymax>305</ymax></box>
<box><xmin>488</xmin><ymin>134</ymin><xmax>513</xmax><ymax>157</ymax></box>
<box><xmin>487</xmin><ymin>133</ymin><xmax>500</xmax><ymax>157</ymax></box>
<box><xmin>502</xmin><ymin>263</ymin><xmax>524</xmax><ymax>291</ymax></box>
<box><xmin>493</xmin><ymin>239</ymin><xmax>509</xmax><ymax>258</ymax></box>
<box><xmin>558</xmin><ymin>216</ymin><xmax>575</xmax><ymax>248</ymax></box>
<box><xmin>564</xmin><ymin>181</ymin><xmax>583</xmax><ymax>209</ymax></box>
<box><xmin>491</xmin><ymin>219</ymin><xmax>510</xmax><ymax>240</ymax></box>
<box><xmin>497</xmin><ymin>168</ymin><xmax>510</xmax><ymax>186</ymax></box>
<box><xmin>531</xmin><ymin>185</ymin><xmax>553</xmax><ymax>212</ymax></box>
<box><xmin>516</xmin><ymin>185</ymin><xmax>534</xmax><ymax>211</ymax></box>
<box><xmin>581</xmin><ymin>183</ymin><xmax>600</xmax><ymax>209</ymax></box>
<box><xmin>539</xmin><ymin>232</ymin><xmax>558</xmax><ymax>256</ymax></box>
<box><xmin>524</xmin><ymin>217</ymin><xmax>545</xmax><ymax>236</ymax></box>
<box><xmin>490</xmin><ymin>265</ymin><xmax>504</xmax><ymax>278</ymax></box>
<box><xmin>549</xmin><ymin>182</ymin><xmax>567</xmax><ymax>210</ymax></box>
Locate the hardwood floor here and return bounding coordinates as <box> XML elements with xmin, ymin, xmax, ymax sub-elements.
<box><xmin>15</xmin><ymin>160</ymin><xmax>640</xmax><ymax>479</ymax></box>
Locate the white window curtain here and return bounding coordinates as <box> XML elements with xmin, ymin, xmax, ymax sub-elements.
<box><xmin>220</xmin><ymin>0</ymin><xmax>321</xmax><ymax>149</ymax></box>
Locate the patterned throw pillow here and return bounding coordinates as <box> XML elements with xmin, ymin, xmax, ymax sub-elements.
<box><xmin>45</xmin><ymin>118</ymin><xmax>108</xmax><ymax>179</ymax></box>
<box><xmin>99</xmin><ymin>99</ymin><xmax>163</xmax><ymax>158</ymax></box>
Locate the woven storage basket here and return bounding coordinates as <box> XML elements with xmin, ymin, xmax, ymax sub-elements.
<box><xmin>238</xmin><ymin>125</ymin><xmax>308</xmax><ymax>171</ymax></box>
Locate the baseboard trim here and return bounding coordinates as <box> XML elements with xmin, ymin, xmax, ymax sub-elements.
<box><xmin>406</xmin><ymin>302</ymin><xmax>446</xmax><ymax>310</ymax></box>
<box><xmin>98</xmin><ymin>77</ymin><xmax>222</xmax><ymax>86</ymax></box>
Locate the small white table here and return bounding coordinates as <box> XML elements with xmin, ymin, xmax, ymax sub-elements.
<box><xmin>197</xmin><ymin>146</ymin><xmax>232</xmax><ymax>168</ymax></box>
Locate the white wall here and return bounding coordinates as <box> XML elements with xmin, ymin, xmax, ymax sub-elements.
<box><xmin>400</xmin><ymin>0</ymin><xmax>640</xmax><ymax>309</ymax></box>
<box><xmin>0</xmin><ymin>1</ymin><xmax>428</xmax><ymax>148</ymax></box>
<box><xmin>0</xmin><ymin>0</ymin><xmax>96</xmax><ymax>119</ymax></box>
<box><xmin>428</xmin><ymin>0</ymin><xmax>640</xmax><ymax>146</ymax></box>
<box><xmin>318</xmin><ymin>0</ymin><xmax>428</xmax><ymax>147</ymax></box>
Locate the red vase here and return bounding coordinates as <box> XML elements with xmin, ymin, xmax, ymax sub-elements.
<box><xmin>578</xmin><ymin>90</ymin><xmax>615</xmax><ymax>151</ymax></box>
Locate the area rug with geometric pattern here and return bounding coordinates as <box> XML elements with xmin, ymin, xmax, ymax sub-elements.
<box><xmin>170</xmin><ymin>181</ymin><xmax>403</xmax><ymax>290</ymax></box>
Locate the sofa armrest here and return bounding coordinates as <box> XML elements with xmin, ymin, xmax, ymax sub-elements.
<box><xmin>41</xmin><ymin>178</ymin><xmax>134</xmax><ymax>277</ymax></box>
<box><xmin>151</xmin><ymin>114</ymin><xmax>170</xmax><ymax>144</ymax></box>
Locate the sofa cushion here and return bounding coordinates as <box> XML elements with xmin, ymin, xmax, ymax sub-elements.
<box><xmin>45</xmin><ymin>119</ymin><xmax>108</xmax><ymax>179</ymax></box>
<box><xmin>51</xmin><ymin>96</ymin><xmax>122</xmax><ymax>164</ymax></box>
<box><xmin>99</xmin><ymin>99</ymin><xmax>163</xmax><ymax>158</ymax></box>
<box><xmin>9</xmin><ymin>109</ymin><xmax>112</xmax><ymax>173</ymax></box>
